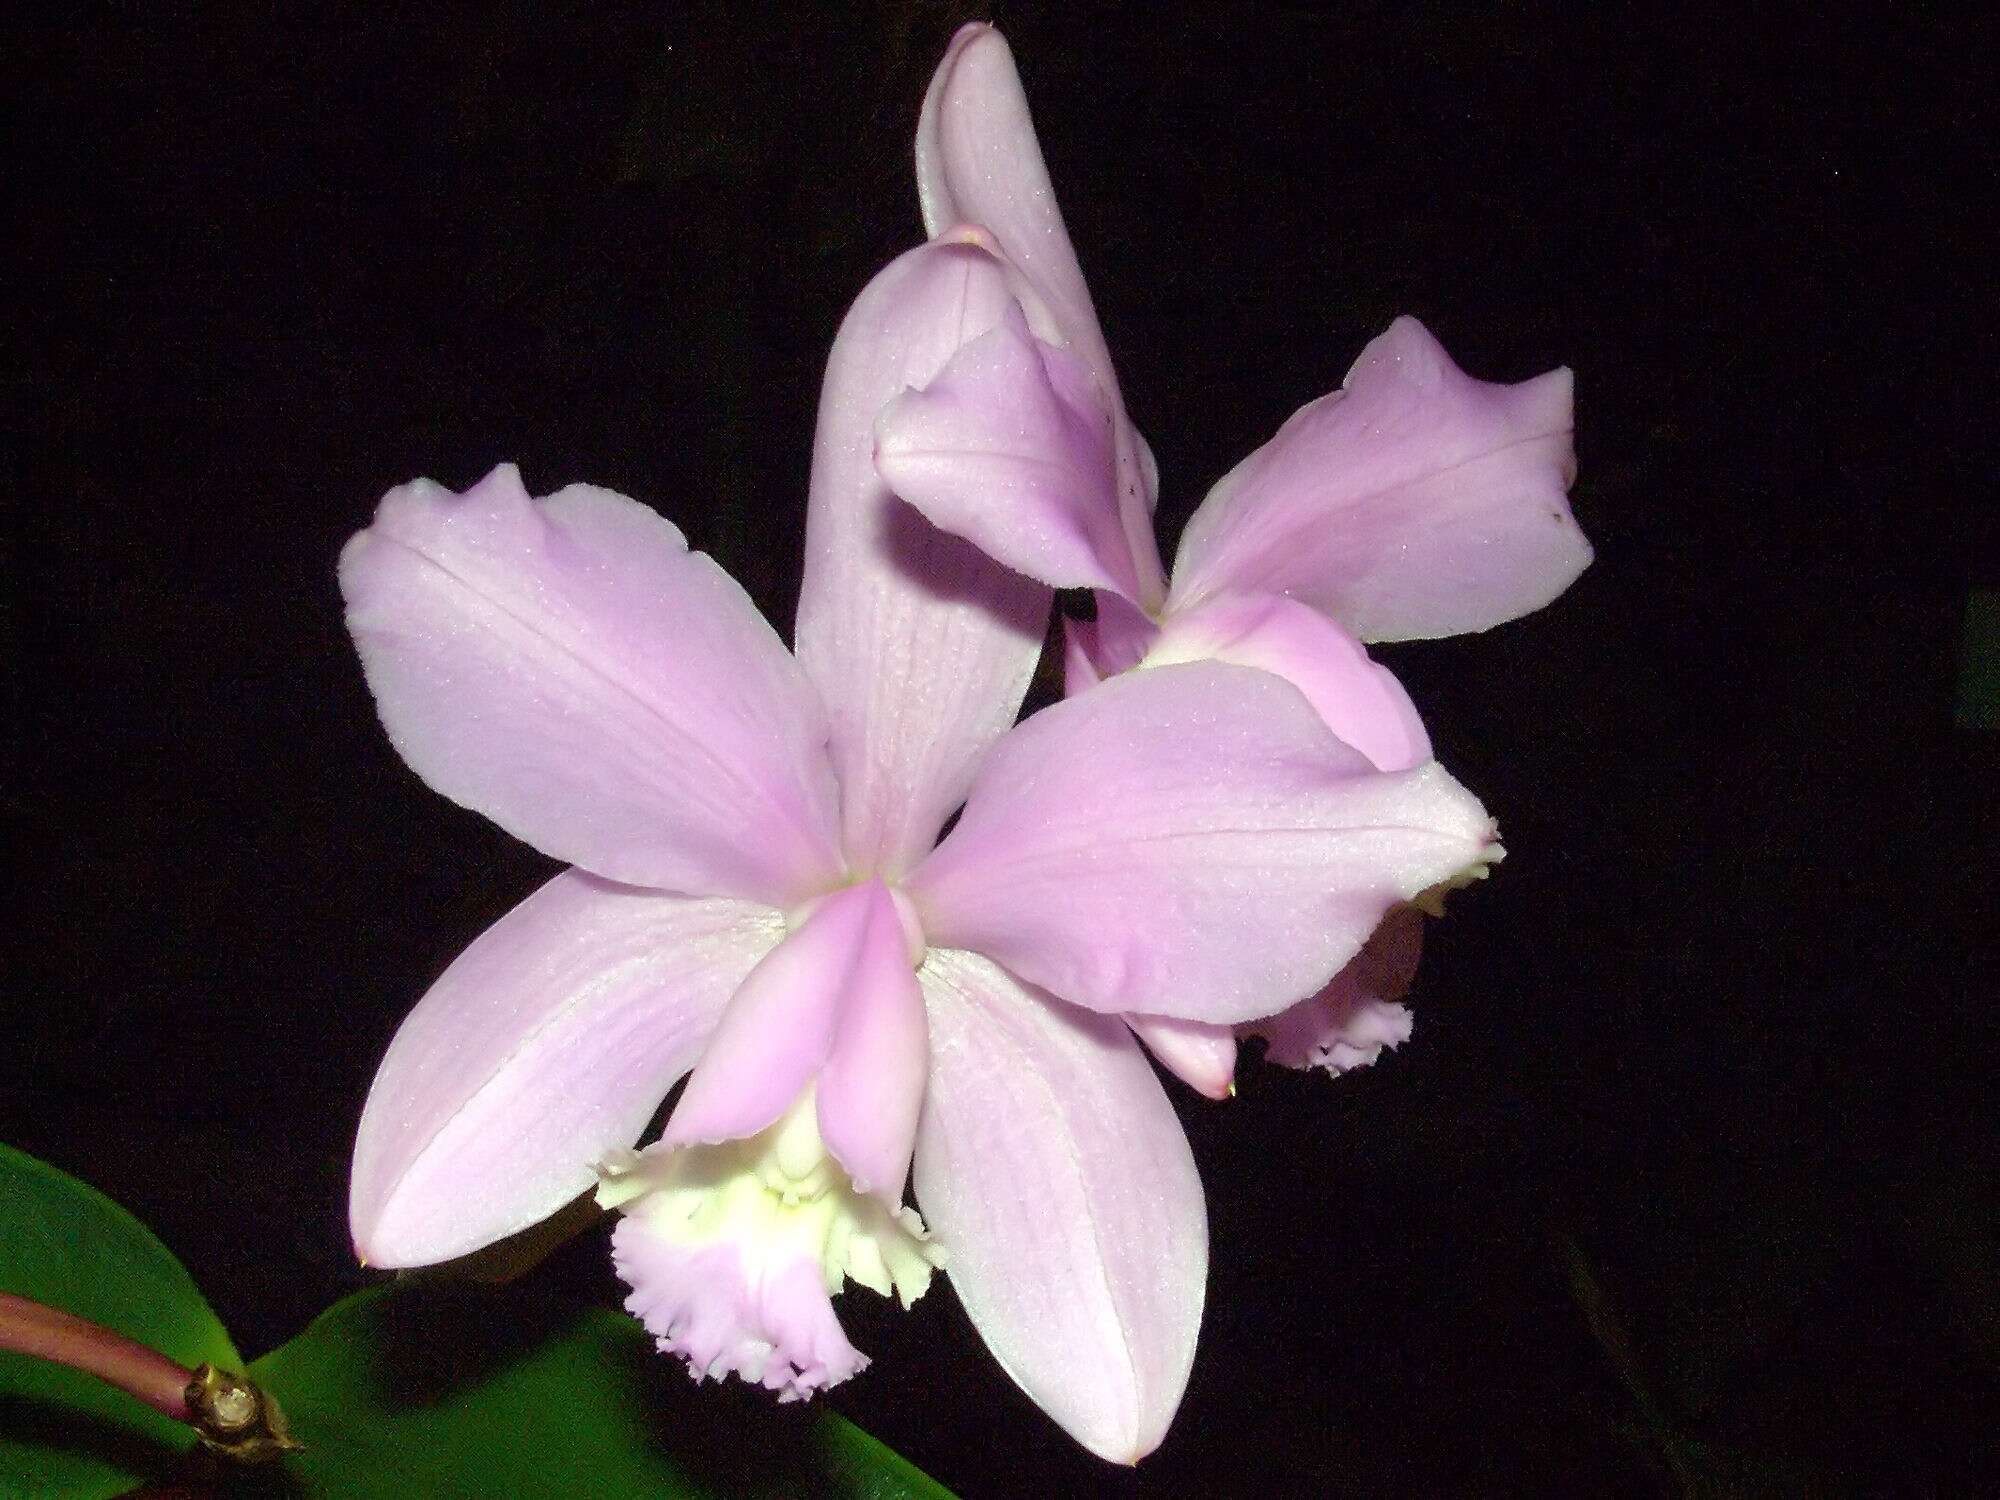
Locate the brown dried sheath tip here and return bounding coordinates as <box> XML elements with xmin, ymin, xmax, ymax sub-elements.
<box><xmin>0</xmin><ymin>1292</ymin><xmax>299</xmax><ymax>1464</ymax></box>
<box><xmin>184</xmin><ymin>1363</ymin><xmax>302</xmax><ymax>1462</ymax></box>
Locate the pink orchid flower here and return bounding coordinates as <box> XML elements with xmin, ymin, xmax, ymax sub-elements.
<box><xmin>341</xmin><ymin>230</ymin><xmax>1499</xmax><ymax>1460</ymax></box>
<box><xmin>876</xmin><ymin>24</ymin><xmax>1593</xmax><ymax>1097</ymax></box>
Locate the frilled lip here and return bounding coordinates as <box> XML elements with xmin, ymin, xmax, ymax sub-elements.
<box><xmin>612</xmin><ymin>1215</ymin><xmax>869</xmax><ymax>1403</ymax></box>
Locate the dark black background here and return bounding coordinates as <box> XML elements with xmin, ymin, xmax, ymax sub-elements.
<box><xmin>12</xmin><ymin>3</ymin><xmax>1994</xmax><ymax>1495</ymax></box>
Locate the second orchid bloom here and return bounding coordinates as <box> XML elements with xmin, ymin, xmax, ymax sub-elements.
<box><xmin>881</xmin><ymin>23</ymin><xmax>1590</xmax><ymax>1097</ymax></box>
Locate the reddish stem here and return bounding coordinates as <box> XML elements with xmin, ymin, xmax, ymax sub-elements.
<box><xmin>0</xmin><ymin>1290</ymin><xmax>194</xmax><ymax>1423</ymax></box>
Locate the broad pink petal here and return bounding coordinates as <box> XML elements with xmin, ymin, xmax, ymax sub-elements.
<box><xmin>914</xmin><ymin>949</ymin><xmax>1204</xmax><ymax>1463</ymax></box>
<box><xmin>816</xmin><ymin>883</ymin><xmax>929</xmax><ymax>1200</ymax></box>
<box><xmin>917</xmin><ymin>23</ymin><xmax>1166</xmax><ymax>607</ymax></box>
<box><xmin>907</xmin><ymin>662</ymin><xmax>1500</xmax><ymax>1024</ymax></box>
<box><xmin>875</xmin><ymin>303</ymin><xmax>1137</xmax><ymax>596</ymax></box>
<box><xmin>1144</xmin><ymin>592</ymin><xmax>1431</xmax><ymax>772</ymax></box>
<box><xmin>1125</xmin><ymin>1014</ymin><xmax>1238</xmax><ymax>1100</ymax></box>
<box><xmin>796</xmin><ymin>239</ymin><xmax>1051</xmax><ymax>881</ymax></box>
<box><xmin>341</xmin><ymin>466</ymin><xmax>844</xmax><ymax>905</ymax></box>
<box><xmin>1253</xmin><ymin>909</ymin><xmax>1424</xmax><ymax>1073</ymax></box>
<box><xmin>613</xmin><ymin>1215</ymin><xmax>867</xmax><ymax>1402</ymax></box>
<box><xmin>349</xmin><ymin>870</ymin><xmax>782</xmax><ymax>1268</ymax></box>
<box><xmin>1169</xmin><ymin>316</ymin><xmax>1590</xmax><ymax>641</ymax></box>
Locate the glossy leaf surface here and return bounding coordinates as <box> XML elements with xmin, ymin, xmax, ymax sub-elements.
<box><xmin>247</xmin><ymin>1284</ymin><xmax>957</xmax><ymax>1499</ymax></box>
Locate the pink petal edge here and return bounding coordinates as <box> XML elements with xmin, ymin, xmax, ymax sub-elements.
<box><xmin>350</xmin><ymin>871</ymin><xmax>782</xmax><ymax>1268</ymax></box>
<box><xmin>875</xmin><ymin>301</ymin><xmax>1137</xmax><ymax>597</ymax></box>
<box><xmin>1143</xmin><ymin>592</ymin><xmax>1431</xmax><ymax>772</ymax></box>
<box><xmin>1248</xmin><ymin>912</ymin><xmax>1424</xmax><ymax>1072</ymax></box>
<box><xmin>341</xmin><ymin>465</ymin><xmax>845</xmax><ymax>906</ymax></box>
<box><xmin>1170</xmin><ymin>317</ymin><xmax>1590</xmax><ymax>642</ymax></box>
<box><xmin>1252</xmin><ymin>909</ymin><xmax>1425</xmax><ymax>1073</ymax></box>
<box><xmin>664</xmin><ymin>882</ymin><xmax>875</xmax><ymax>1152</ymax></box>
<box><xmin>1126</xmin><ymin>1013</ymin><xmax>1238</xmax><ymax>1100</ymax></box>
<box><xmin>815</xmin><ymin>883</ymin><xmax>929</xmax><ymax>1200</ymax></box>
<box><xmin>914</xmin><ymin>948</ymin><xmax>1205</xmax><ymax>1463</ymax></box>
<box><xmin>909</xmin><ymin>661</ymin><xmax>1499</xmax><ymax>1024</ymax></box>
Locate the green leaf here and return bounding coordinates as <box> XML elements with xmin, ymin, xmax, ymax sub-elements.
<box><xmin>0</xmin><ymin>1141</ymin><xmax>241</xmax><ymax>1499</ymax></box>
<box><xmin>247</xmin><ymin>1282</ymin><xmax>955</xmax><ymax>1499</ymax></box>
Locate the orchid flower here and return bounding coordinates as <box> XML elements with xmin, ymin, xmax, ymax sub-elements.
<box><xmin>875</xmin><ymin>23</ymin><xmax>1593</xmax><ymax>1096</ymax></box>
<box><xmin>341</xmin><ymin>228</ymin><xmax>1500</xmax><ymax>1460</ymax></box>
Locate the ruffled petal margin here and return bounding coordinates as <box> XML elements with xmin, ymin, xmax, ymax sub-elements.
<box><xmin>1251</xmin><ymin>909</ymin><xmax>1424</xmax><ymax>1074</ymax></box>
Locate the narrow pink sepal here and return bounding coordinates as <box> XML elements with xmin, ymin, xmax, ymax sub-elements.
<box><xmin>1145</xmin><ymin>592</ymin><xmax>1431</xmax><ymax>771</ymax></box>
<box><xmin>796</xmin><ymin>240</ymin><xmax>1051</xmax><ymax>880</ymax></box>
<box><xmin>1126</xmin><ymin>1013</ymin><xmax>1238</xmax><ymax>1100</ymax></box>
<box><xmin>1169</xmin><ymin>317</ymin><xmax>1590</xmax><ymax>642</ymax></box>
<box><xmin>916</xmin><ymin>23</ymin><xmax>1166</xmax><ymax>608</ymax></box>
<box><xmin>908</xmin><ymin>662</ymin><xmax>1500</xmax><ymax>1024</ymax></box>
<box><xmin>340</xmin><ymin>465</ymin><xmax>845</xmax><ymax>905</ymax></box>
<box><xmin>349</xmin><ymin>871</ymin><xmax>782</xmax><ymax>1268</ymax></box>
<box><xmin>613</xmin><ymin>1214</ymin><xmax>867</xmax><ymax>1402</ymax></box>
<box><xmin>1253</xmin><ymin>909</ymin><xmax>1424</xmax><ymax>1073</ymax></box>
<box><xmin>914</xmin><ymin>949</ymin><xmax>1205</xmax><ymax>1463</ymax></box>
<box><xmin>875</xmin><ymin>302</ymin><xmax>1137</xmax><ymax>597</ymax></box>
<box><xmin>816</xmin><ymin>883</ymin><xmax>928</xmax><ymax>1200</ymax></box>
